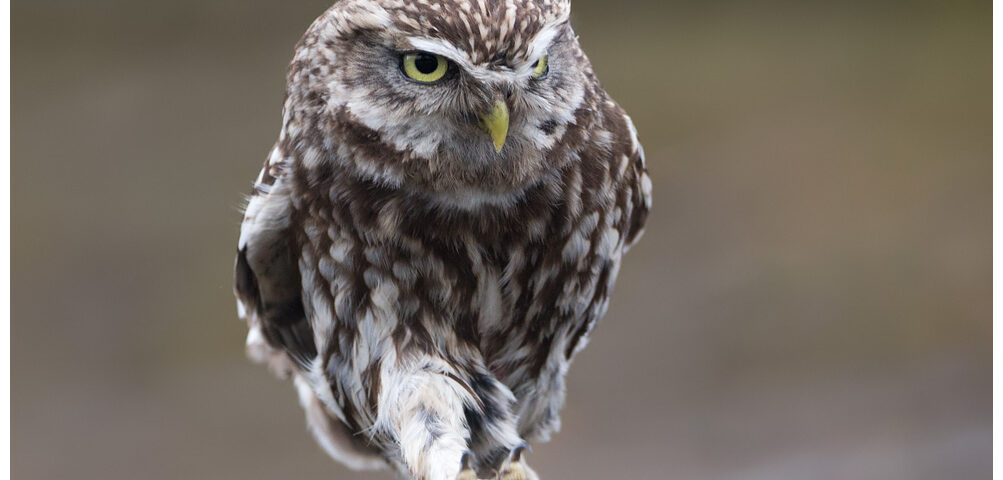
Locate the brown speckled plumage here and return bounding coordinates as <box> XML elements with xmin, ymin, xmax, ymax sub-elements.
<box><xmin>234</xmin><ymin>1</ymin><xmax>650</xmax><ymax>479</ymax></box>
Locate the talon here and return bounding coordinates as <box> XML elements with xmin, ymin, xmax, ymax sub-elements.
<box><xmin>510</xmin><ymin>443</ymin><xmax>530</xmax><ymax>463</ymax></box>
<box><xmin>498</xmin><ymin>443</ymin><xmax>537</xmax><ymax>480</ymax></box>
<box><xmin>457</xmin><ymin>451</ymin><xmax>478</xmax><ymax>480</ymax></box>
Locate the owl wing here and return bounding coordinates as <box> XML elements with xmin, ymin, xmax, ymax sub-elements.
<box><xmin>233</xmin><ymin>149</ymin><xmax>387</xmax><ymax>470</ymax></box>
<box><xmin>234</xmin><ymin>145</ymin><xmax>316</xmax><ymax>376</ymax></box>
<box><xmin>619</xmin><ymin>112</ymin><xmax>652</xmax><ymax>251</ymax></box>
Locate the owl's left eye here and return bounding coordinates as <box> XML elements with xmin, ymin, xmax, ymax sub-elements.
<box><xmin>530</xmin><ymin>56</ymin><xmax>550</xmax><ymax>79</ymax></box>
<box><xmin>401</xmin><ymin>52</ymin><xmax>450</xmax><ymax>84</ymax></box>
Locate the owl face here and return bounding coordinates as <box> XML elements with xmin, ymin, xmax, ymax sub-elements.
<box><xmin>284</xmin><ymin>0</ymin><xmax>593</xmax><ymax>199</ymax></box>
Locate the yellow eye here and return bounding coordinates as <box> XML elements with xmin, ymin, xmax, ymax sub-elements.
<box><xmin>531</xmin><ymin>56</ymin><xmax>549</xmax><ymax>79</ymax></box>
<box><xmin>402</xmin><ymin>52</ymin><xmax>449</xmax><ymax>83</ymax></box>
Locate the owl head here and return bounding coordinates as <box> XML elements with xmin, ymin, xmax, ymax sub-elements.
<box><xmin>280</xmin><ymin>0</ymin><xmax>601</xmax><ymax>203</ymax></box>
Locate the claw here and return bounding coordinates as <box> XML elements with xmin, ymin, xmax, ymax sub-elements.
<box><xmin>511</xmin><ymin>443</ymin><xmax>530</xmax><ymax>463</ymax></box>
<box><xmin>498</xmin><ymin>443</ymin><xmax>538</xmax><ymax>480</ymax></box>
<box><xmin>457</xmin><ymin>451</ymin><xmax>478</xmax><ymax>480</ymax></box>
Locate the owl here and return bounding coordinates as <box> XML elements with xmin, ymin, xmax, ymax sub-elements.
<box><xmin>234</xmin><ymin>0</ymin><xmax>651</xmax><ymax>479</ymax></box>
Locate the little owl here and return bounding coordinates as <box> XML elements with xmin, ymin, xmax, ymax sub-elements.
<box><xmin>234</xmin><ymin>0</ymin><xmax>651</xmax><ymax>479</ymax></box>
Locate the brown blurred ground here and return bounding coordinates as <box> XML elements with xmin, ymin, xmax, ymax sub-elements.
<box><xmin>12</xmin><ymin>1</ymin><xmax>990</xmax><ymax>479</ymax></box>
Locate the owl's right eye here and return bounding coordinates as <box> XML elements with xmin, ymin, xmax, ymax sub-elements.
<box><xmin>401</xmin><ymin>52</ymin><xmax>450</xmax><ymax>84</ymax></box>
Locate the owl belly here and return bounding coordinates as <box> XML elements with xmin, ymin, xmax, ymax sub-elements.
<box><xmin>472</xmin><ymin>237</ymin><xmax>620</xmax><ymax>442</ymax></box>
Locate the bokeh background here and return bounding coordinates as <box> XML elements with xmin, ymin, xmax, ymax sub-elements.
<box><xmin>12</xmin><ymin>1</ymin><xmax>990</xmax><ymax>479</ymax></box>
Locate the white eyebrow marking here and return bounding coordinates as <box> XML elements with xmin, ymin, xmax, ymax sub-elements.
<box><xmin>407</xmin><ymin>37</ymin><xmax>473</xmax><ymax>66</ymax></box>
<box><xmin>523</xmin><ymin>23</ymin><xmax>562</xmax><ymax>70</ymax></box>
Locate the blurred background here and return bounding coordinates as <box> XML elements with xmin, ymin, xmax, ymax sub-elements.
<box><xmin>12</xmin><ymin>1</ymin><xmax>990</xmax><ymax>479</ymax></box>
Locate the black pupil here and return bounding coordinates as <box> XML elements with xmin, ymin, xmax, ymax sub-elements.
<box><xmin>532</xmin><ymin>59</ymin><xmax>540</xmax><ymax>69</ymax></box>
<box><xmin>414</xmin><ymin>54</ymin><xmax>439</xmax><ymax>74</ymax></box>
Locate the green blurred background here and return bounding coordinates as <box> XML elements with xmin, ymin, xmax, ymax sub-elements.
<box><xmin>12</xmin><ymin>1</ymin><xmax>990</xmax><ymax>479</ymax></box>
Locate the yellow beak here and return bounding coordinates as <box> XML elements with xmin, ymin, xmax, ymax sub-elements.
<box><xmin>479</xmin><ymin>99</ymin><xmax>509</xmax><ymax>153</ymax></box>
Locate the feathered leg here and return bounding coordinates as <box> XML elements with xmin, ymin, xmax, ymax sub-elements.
<box><xmin>374</xmin><ymin>353</ymin><xmax>529</xmax><ymax>480</ymax></box>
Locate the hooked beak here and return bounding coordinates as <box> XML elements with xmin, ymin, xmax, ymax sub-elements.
<box><xmin>479</xmin><ymin>99</ymin><xmax>509</xmax><ymax>153</ymax></box>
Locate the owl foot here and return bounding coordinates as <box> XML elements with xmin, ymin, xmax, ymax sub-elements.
<box><xmin>497</xmin><ymin>444</ymin><xmax>538</xmax><ymax>480</ymax></box>
<box><xmin>456</xmin><ymin>446</ymin><xmax>538</xmax><ymax>480</ymax></box>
